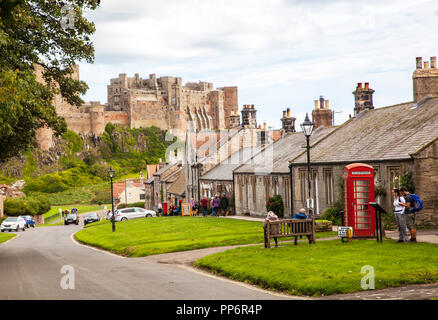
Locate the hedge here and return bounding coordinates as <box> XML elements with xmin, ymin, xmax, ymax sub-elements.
<box><xmin>116</xmin><ymin>201</ymin><xmax>145</xmax><ymax>209</ymax></box>
<box><xmin>4</xmin><ymin>196</ymin><xmax>51</xmax><ymax>217</ymax></box>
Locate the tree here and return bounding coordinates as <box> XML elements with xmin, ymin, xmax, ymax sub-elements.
<box><xmin>0</xmin><ymin>0</ymin><xmax>100</xmax><ymax>161</ymax></box>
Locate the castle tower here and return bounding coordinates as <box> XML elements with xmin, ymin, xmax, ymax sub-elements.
<box><xmin>281</xmin><ymin>107</ymin><xmax>296</xmax><ymax>133</ymax></box>
<box><xmin>413</xmin><ymin>56</ymin><xmax>438</xmax><ymax>103</ymax></box>
<box><xmin>312</xmin><ymin>96</ymin><xmax>333</xmax><ymax>129</ymax></box>
<box><xmin>89</xmin><ymin>102</ymin><xmax>105</xmax><ymax>136</ymax></box>
<box><xmin>241</xmin><ymin>104</ymin><xmax>257</xmax><ymax>129</ymax></box>
<box><xmin>353</xmin><ymin>83</ymin><xmax>374</xmax><ymax>116</ymax></box>
<box><xmin>229</xmin><ymin>110</ymin><xmax>241</xmax><ymax>129</ymax></box>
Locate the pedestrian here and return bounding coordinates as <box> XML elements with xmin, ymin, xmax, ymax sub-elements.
<box><xmin>393</xmin><ymin>189</ymin><xmax>408</xmax><ymax>243</ymax></box>
<box><xmin>291</xmin><ymin>208</ymin><xmax>312</xmax><ymax>245</ymax></box>
<box><xmin>263</xmin><ymin>211</ymin><xmax>279</xmax><ymax>248</ymax></box>
<box><xmin>169</xmin><ymin>204</ymin><xmax>175</xmax><ymax>216</ymax></box>
<box><xmin>220</xmin><ymin>194</ymin><xmax>229</xmax><ymax>216</ymax></box>
<box><xmin>191</xmin><ymin>198</ymin><xmax>197</xmax><ymax>215</ymax></box>
<box><xmin>200</xmin><ymin>196</ymin><xmax>208</xmax><ymax>217</ymax></box>
<box><xmin>210</xmin><ymin>197</ymin><xmax>215</xmax><ymax>216</ymax></box>
<box><xmin>212</xmin><ymin>195</ymin><xmax>221</xmax><ymax>217</ymax></box>
<box><xmin>399</xmin><ymin>187</ymin><xmax>417</xmax><ymax>243</ymax></box>
<box><xmin>157</xmin><ymin>202</ymin><xmax>162</xmax><ymax>216</ymax></box>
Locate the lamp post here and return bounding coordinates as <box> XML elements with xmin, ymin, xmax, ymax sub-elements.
<box><xmin>300</xmin><ymin>113</ymin><xmax>315</xmax><ymax>218</ymax></box>
<box><xmin>108</xmin><ymin>166</ymin><xmax>115</xmax><ymax>232</ymax></box>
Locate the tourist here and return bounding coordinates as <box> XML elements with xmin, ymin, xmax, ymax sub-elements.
<box><xmin>263</xmin><ymin>211</ymin><xmax>279</xmax><ymax>248</ymax></box>
<box><xmin>393</xmin><ymin>189</ymin><xmax>408</xmax><ymax>243</ymax></box>
<box><xmin>220</xmin><ymin>194</ymin><xmax>229</xmax><ymax>216</ymax></box>
<box><xmin>200</xmin><ymin>196</ymin><xmax>208</xmax><ymax>217</ymax></box>
<box><xmin>212</xmin><ymin>195</ymin><xmax>221</xmax><ymax>217</ymax></box>
<box><xmin>399</xmin><ymin>187</ymin><xmax>417</xmax><ymax>243</ymax></box>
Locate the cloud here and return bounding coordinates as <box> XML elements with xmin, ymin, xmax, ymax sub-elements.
<box><xmin>80</xmin><ymin>0</ymin><xmax>438</xmax><ymax>128</ymax></box>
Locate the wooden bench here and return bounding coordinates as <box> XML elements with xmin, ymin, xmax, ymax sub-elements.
<box><xmin>264</xmin><ymin>219</ymin><xmax>316</xmax><ymax>248</ymax></box>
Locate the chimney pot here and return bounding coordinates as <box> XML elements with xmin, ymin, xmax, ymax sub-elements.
<box><xmin>283</xmin><ymin>110</ymin><xmax>286</xmax><ymax>118</ymax></box>
<box><xmin>263</xmin><ymin>122</ymin><xmax>267</xmax><ymax>130</ymax></box>
<box><xmin>325</xmin><ymin>100</ymin><xmax>330</xmax><ymax>109</ymax></box>
<box><xmin>416</xmin><ymin>57</ymin><xmax>423</xmax><ymax>69</ymax></box>
<box><xmin>357</xmin><ymin>83</ymin><xmax>362</xmax><ymax>89</ymax></box>
<box><xmin>314</xmin><ymin>100</ymin><xmax>319</xmax><ymax>109</ymax></box>
<box><xmin>431</xmin><ymin>57</ymin><xmax>437</xmax><ymax>69</ymax></box>
<box><xmin>424</xmin><ymin>61</ymin><xmax>430</xmax><ymax>69</ymax></box>
<box><xmin>365</xmin><ymin>82</ymin><xmax>370</xmax><ymax>89</ymax></box>
<box><xmin>287</xmin><ymin>108</ymin><xmax>290</xmax><ymax>117</ymax></box>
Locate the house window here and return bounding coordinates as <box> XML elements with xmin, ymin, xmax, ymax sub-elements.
<box><xmin>299</xmin><ymin>169</ymin><xmax>307</xmax><ymax>201</ymax></box>
<box><xmin>283</xmin><ymin>178</ymin><xmax>290</xmax><ymax>208</ymax></box>
<box><xmin>140</xmin><ymin>194</ymin><xmax>145</xmax><ymax>200</ymax></box>
<box><xmin>324</xmin><ymin>168</ymin><xmax>334</xmax><ymax>205</ymax></box>
<box><xmin>389</xmin><ymin>166</ymin><xmax>401</xmax><ymax>189</ymax></box>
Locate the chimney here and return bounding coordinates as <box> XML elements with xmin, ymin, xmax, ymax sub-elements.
<box><xmin>314</xmin><ymin>100</ymin><xmax>319</xmax><ymax>109</ymax></box>
<box><xmin>258</xmin><ymin>125</ymin><xmax>262</xmax><ymax>129</ymax></box>
<box><xmin>431</xmin><ymin>57</ymin><xmax>437</xmax><ymax>69</ymax></box>
<box><xmin>287</xmin><ymin>108</ymin><xmax>290</xmax><ymax>117</ymax></box>
<box><xmin>416</xmin><ymin>57</ymin><xmax>423</xmax><ymax>69</ymax></box>
<box><xmin>263</xmin><ymin>122</ymin><xmax>267</xmax><ymax>130</ymax></box>
<box><xmin>283</xmin><ymin>110</ymin><xmax>286</xmax><ymax>118</ymax></box>
<box><xmin>353</xmin><ymin>82</ymin><xmax>374</xmax><ymax>116</ymax></box>
<box><xmin>357</xmin><ymin>82</ymin><xmax>362</xmax><ymax>89</ymax></box>
<box><xmin>424</xmin><ymin>61</ymin><xmax>430</xmax><ymax>69</ymax></box>
<box><xmin>319</xmin><ymin>96</ymin><xmax>325</xmax><ymax>109</ymax></box>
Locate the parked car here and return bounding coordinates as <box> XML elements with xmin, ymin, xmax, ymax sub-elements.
<box><xmin>84</xmin><ymin>212</ymin><xmax>100</xmax><ymax>226</ymax></box>
<box><xmin>114</xmin><ymin>207</ymin><xmax>157</xmax><ymax>222</ymax></box>
<box><xmin>18</xmin><ymin>215</ymin><xmax>35</xmax><ymax>228</ymax></box>
<box><xmin>64</xmin><ymin>213</ymin><xmax>79</xmax><ymax>225</ymax></box>
<box><xmin>1</xmin><ymin>217</ymin><xmax>26</xmax><ymax>232</ymax></box>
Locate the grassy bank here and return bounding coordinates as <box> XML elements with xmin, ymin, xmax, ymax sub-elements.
<box><xmin>0</xmin><ymin>233</ymin><xmax>16</xmax><ymax>244</ymax></box>
<box><xmin>74</xmin><ymin>217</ymin><xmax>336</xmax><ymax>257</ymax></box>
<box><xmin>194</xmin><ymin>239</ymin><xmax>438</xmax><ymax>297</ymax></box>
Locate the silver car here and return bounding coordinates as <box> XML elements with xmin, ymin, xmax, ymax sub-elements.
<box><xmin>114</xmin><ymin>207</ymin><xmax>157</xmax><ymax>222</ymax></box>
<box><xmin>1</xmin><ymin>217</ymin><xmax>26</xmax><ymax>232</ymax></box>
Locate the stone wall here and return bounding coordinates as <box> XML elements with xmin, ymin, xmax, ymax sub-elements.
<box><xmin>413</xmin><ymin>138</ymin><xmax>438</xmax><ymax>226</ymax></box>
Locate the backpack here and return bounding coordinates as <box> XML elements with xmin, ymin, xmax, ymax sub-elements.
<box><xmin>410</xmin><ymin>194</ymin><xmax>423</xmax><ymax>212</ymax></box>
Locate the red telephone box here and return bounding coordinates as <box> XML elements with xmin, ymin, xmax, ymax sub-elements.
<box><xmin>342</xmin><ymin>163</ymin><xmax>375</xmax><ymax>237</ymax></box>
<box><xmin>163</xmin><ymin>202</ymin><xmax>168</xmax><ymax>216</ymax></box>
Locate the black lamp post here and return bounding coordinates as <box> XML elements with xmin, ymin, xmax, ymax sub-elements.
<box><xmin>300</xmin><ymin>113</ymin><xmax>315</xmax><ymax>218</ymax></box>
<box><xmin>108</xmin><ymin>166</ymin><xmax>115</xmax><ymax>232</ymax></box>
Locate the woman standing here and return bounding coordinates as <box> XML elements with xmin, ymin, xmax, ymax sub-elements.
<box><xmin>393</xmin><ymin>189</ymin><xmax>408</xmax><ymax>243</ymax></box>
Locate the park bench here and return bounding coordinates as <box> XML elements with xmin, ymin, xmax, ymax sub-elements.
<box><xmin>264</xmin><ymin>219</ymin><xmax>316</xmax><ymax>248</ymax></box>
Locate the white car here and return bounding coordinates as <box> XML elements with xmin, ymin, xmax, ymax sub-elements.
<box><xmin>114</xmin><ymin>207</ymin><xmax>157</xmax><ymax>222</ymax></box>
<box><xmin>1</xmin><ymin>217</ymin><xmax>27</xmax><ymax>232</ymax></box>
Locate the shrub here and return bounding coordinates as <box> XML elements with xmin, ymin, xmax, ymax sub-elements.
<box><xmin>117</xmin><ymin>202</ymin><xmax>145</xmax><ymax>209</ymax></box>
<box><xmin>266</xmin><ymin>195</ymin><xmax>284</xmax><ymax>218</ymax></box>
<box><xmin>91</xmin><ymin>189</ymin><xmax>112</xmax><ymax>204</ymax></box>
<box><xmin>4</xmin><ymin>196</ymin><xmax>51</xmax><ymax>217</ymax></box>
<box><xmin>320</xmin><ymin>199</ymin><xmax>342</xmax><ymax>226</ymax></box>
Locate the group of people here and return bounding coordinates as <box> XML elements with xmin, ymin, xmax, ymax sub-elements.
<box><xmin>392</xmin><ymin>187</ymin><xmax>418</xmax><ymax>243</ymax></box>
<box><xmin>199</xmin><ymin>194</ymin><xmax>229</xmax><ymax>217</ymax></box>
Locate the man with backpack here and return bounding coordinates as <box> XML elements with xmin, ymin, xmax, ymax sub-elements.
<box><xmin>399</xmin><ymin>187</ymin><xmax>423</xmax><ymax>243</ymax></box>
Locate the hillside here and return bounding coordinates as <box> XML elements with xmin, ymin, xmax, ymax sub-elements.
<box><xmin>0</xmin><ymin>124</ymin><xmax>175</xmax><ymax>205</ymax></box>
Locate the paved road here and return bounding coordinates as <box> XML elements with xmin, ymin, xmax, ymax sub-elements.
<box><xmin>0</xmin><ymin>226</ymin><xmax>293</xmax><ymax>300</ymax></box>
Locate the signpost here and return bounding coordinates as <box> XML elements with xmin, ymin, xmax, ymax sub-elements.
<box><xmin>181</xmin><ymin>203</ymin><xmax>192</xmax><ymax>216</ymax></box>
<box><xmin>338</xmin><ymin>226</ymin><xmax>353</xmax><ymax>243</ymax></box>
<box><xmin>370</xmin><ymin>202</ymin><xmax>385</xmax><ymax>243</ymax></box>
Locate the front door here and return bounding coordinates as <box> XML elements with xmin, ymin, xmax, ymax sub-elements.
<box><xmin>351</xmin><ymin>178</ymin><xmax>375</xmax><ymax>237</ymax></box>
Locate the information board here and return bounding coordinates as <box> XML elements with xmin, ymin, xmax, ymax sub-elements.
<box><xmin>181</xmin><ymin>203</ymin><xmax>192</xmax><ymax>216</ymax></box>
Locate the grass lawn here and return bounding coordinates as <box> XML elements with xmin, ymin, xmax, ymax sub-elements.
<box><xmin>193</xmin><ymin>239</ymin><xmax>438</xmax><ymax>297</ymax></box>
<box><xmin>44</xmin><ymin>204</ymin><xmax>109</xmax><ymax>219</ymax></box>
<box><xmin>0</xmin><ymin>233</ymin><xmax>16</xmax><ymax>244</ymax></box>
<box><xmin>74</xmin><ymin>217</ymin><xmax>337</xmax><ymax>257</ymax></box>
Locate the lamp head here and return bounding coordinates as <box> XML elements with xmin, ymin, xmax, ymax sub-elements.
<box><xmin>108</xmin><ymin>166</ymin><xmax>114</xmax><ymax>178</ymax></box>
<box><xmin>300</xmin><ymin>113</ymin><xmax>314</xmax><ymax>137</ymax></box>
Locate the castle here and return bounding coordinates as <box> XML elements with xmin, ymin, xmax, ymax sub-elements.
<box><xmin>36</xmin><ymin>67</ymin><xmax>239</xmax><ymax>149</ymax></box>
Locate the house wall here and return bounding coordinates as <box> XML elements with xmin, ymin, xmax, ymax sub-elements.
<box><xmin>412</xmin><ymin>139</ymin><xmax>438</xmax><ymax>226</ymax></box>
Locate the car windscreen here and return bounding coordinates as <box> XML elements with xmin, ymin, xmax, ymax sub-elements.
<box><xmin>66</xmin><ymin>214</ymin><xmax>76</xmax><ymax>219</ymax></box>
<box><xmin>5</xmin><ymin>217</ymin><xmax>18</xmax><ymax>222</ymax></box>
<box><xmin>85</xmin><ymin>214</ymin><xmax>97</xmax><ymax>218</ymax></box>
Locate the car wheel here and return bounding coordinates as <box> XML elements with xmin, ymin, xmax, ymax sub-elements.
<box><xmin>1</xmin><ymin>230</ymin><xmax>4</xmax><ymax>232</ymax></box>
<box><xmin>16</xmin><ymin>226</ymin><xmax>19</xmax><ymax>232</ymax></box>
<box><xmin>121</xmin><ymin>217</ymin><xmax>127</xmax><ymax>221</ymax></box>
<box><xmin>22</xmin><ymin>226</ymin><xmax>25</xmax><ymax>231</ymax></box>
<box><xmin>146</xmin><ymin>214</ymin><xmax>152</xmax><ymax>218</ymax></box>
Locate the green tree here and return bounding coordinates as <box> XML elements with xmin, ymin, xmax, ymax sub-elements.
<box><xmin>0</xmin><ymin>0</ymin><xmax>99</xmax><ymax>161</ymax></box>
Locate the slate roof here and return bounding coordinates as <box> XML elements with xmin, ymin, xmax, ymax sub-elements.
<box><xmin>233</xmin><ymin>126</ymin><xmax>337</xmax><ymax>174</ymax></box>
<box><xmin>200</xmin><ymin>147</ymin><xmax>258</xmax><ymax>181</ymax></box>
<box><xmin>166</xmin><ymin>169</ymin><xmax>186</xmax><ymax>196</ymax></box>
<box><xmin>291</xmin><ymin>97</ymin><xmax>438</xmax><ymax>164</ymax></box>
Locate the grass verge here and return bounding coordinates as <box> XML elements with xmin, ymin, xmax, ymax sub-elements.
<box><xmin>0</xmin><ymin>233</ymin><xmax>16</xmax><ymax>244</ymax></box>
<box><xmin>193</xmin><ymin>239</ymin><xmax>438</xmax><ymax>297</ymax></box>
<box><xmin>74</xmin><ymin>217</ymin><xmax>336</xmax><ymax>257</ymax></box>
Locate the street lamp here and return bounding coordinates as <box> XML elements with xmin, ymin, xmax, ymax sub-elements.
<box><xmin>300</xmin><ymin>113</ymin><xmax>314</xmax><ymax>218</ymax></box>
<box><xmin>108</xmin><ymin>166</ymin><xmax>115</xmax><ymax>232</ymax></box>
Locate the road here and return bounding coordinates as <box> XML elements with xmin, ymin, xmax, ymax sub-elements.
<box><xmin>0</xmin><ymin>225</ymin><xmax>293</xmax><ymax>300</ymax></box>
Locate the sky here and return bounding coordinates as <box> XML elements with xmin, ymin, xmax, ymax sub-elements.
<box><xmin>78</xmin><ymin>0</ymin><xmax>438</xmax><ymax>129</ymax></box>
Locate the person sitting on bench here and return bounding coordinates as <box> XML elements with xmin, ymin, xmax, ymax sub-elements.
<box><xmin>292</xmin><ymin>208</ymin><xmax>312</xmax><ymax>245</ymax></box>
